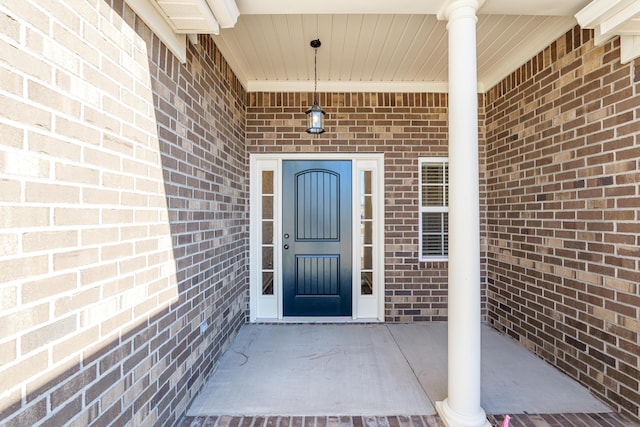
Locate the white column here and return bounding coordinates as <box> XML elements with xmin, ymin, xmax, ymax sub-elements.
<box><xmin>436</xmin><ymin>1</ymin><xmax>489</xmax><ymax>427</ymax></box>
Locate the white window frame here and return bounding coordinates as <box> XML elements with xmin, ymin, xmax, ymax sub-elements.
<box><xmin>419</xmin><ymin>157</ymin><xmax>448</xmax><ymax>262</ymax></box>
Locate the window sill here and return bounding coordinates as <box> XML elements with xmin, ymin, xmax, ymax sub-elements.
<box><xmin>420</xmin><ymin>257</ymin><xmax>448</xmax><ymax>263</ymax></box>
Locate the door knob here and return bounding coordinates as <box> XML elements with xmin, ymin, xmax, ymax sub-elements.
<box><xmin>284</xmin><ymin>233</ymin><xmax>290</xmax><ymax>239</ymax></box>
<box><xmin>283</xmin><ymin>244</ymin><xmax>289</xmax><ymax>250</ymax></box>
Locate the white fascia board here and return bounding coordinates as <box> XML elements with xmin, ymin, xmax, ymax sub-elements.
<box><xmin>207</xmin><ymin>0</ymin><xmax>240</xmax><ymax>28</ymax></box>
<box><xmin>246</xmin><ymin>80</ymin><xmax>450</xmax><ymax>93</ymax></box>
<box><xmin>599</xmin><ymin>2</ymin><xmax>640</xmax><ymax>36</ymax></box>
<box><xmin>575</xmin><ymin>0</ymin><xmax>628</xmax><ymax>27</ymax></box>
<box><xmin>621</xmin><ymin>35</ymin><xmax>640</xmax><ymax>63</ymax></box>
<box><xmin>125</xmin><ymin>0</ymin><xmax>187</xmax><ymax>63</ymax></box>
<box><xmin>172</xmin><ymin>20</ymin><xmax>219</xmax><ymax>35</ymax></box>
<box><xmin>576</xmin><ymin>0</ymin><xmax>640</xmax><ymax>57</ymax></box>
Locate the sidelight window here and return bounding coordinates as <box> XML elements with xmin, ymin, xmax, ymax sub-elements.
<box><xmin>359</xmin><ymin>170</ymin><xmax>373</xmax><ymax>295</ymax></box>
<box><xmin>261</xmin><ymin>170</ymin><xmax>275</xmax><ymax>294</ymax></box>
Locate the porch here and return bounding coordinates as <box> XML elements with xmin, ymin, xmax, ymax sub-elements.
<box><xmin>4</xmin><ymin>0</ymin><xmax>640</xmax><ymax>425</ymax></box>
<box><xmin>182</xmin><ymin>323</ymin><xmax>631</xmax><ymax>427</ymax></box>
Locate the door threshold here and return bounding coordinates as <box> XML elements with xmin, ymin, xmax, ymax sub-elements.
<box><xmin>253</xmin><ymin>317</ymin><xmax>383</xmax><ymax>324</ymax></box>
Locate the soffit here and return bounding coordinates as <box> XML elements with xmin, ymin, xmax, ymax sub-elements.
<box><xmin>212</xmin><ymin>0</ymin><xmax>592</xmax><ymax>93</ymax></box>
<box><xmin>145</xmin><ymin>0</ymin><xmax>640</xmax><ymax>92</ymax></box>
<box><xmin>213</xmin><ymin>13</ymin><xmax>580</xmax><ymax>93</ymax></box>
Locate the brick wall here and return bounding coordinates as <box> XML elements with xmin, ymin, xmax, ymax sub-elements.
<box><xmin>247</xmin><ymin>93</ymin><xmax>488</xmax><ymax>321</ymax></box>
<box><xmin>10</xmin><ymin>0</ymin><xmax>638</xmax><ymax>424</ymax></box>
<box><xmin>485</xmin><ymin>27</ymin><xmax>640</xmax><ymax>421</ymax></box>
<box><xmin>0</xmin><ymin>1</ymin><xmax>247</xmax><ymax>426</ymax></box>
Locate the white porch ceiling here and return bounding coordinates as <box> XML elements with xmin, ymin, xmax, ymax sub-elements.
<box><xmin>213</xmin><ymin>0</ymin><xmax>591</xmax><ymax>93</ymax></box>
<box><xmin>214</xmin><ymin>13</ymin><xmax>579</xmax><ymax>93</ymax></box>
<box><xmin>142</xmin><ymin>0</ymin><xmax>640</xmax><ymax>93</ymax></box>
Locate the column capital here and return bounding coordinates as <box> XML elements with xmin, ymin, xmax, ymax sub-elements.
<box><xmin>436</xmin><ymin>0</ymin><xmax>485</xmax><ymax>21</ymax></box>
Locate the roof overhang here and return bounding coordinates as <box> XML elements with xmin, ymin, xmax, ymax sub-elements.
<box><xmin>124</xmin><ymin>0</ymin><xmax>640</xmax><ymax>93</ymax></box>
<box><xmin>576</xmin><ymin>0</ymin><xmax>640</xmax><ymax>63</ymax></box>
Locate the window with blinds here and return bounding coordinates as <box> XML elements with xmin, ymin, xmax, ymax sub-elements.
<box><xmin>419</xmin><ymin>158</ymin><xmax>448</xmax><ymax>260</ymax></box>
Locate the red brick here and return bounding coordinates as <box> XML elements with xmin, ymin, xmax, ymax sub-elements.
<box><xmin>486</xmin><ymin>26</ymin><xmax>640</xmax><ymax>423</ymax></box>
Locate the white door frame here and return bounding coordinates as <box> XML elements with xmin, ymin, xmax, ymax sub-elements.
<box><xmin>249</xmin><ymin>153</ymin><xmax>385</xmax><ymax>322</ymax></box>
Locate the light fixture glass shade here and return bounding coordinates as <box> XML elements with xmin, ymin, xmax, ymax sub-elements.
<box><xmin>305</xmin><ymin>101</ymin><xmax>325</xmax><ymax>134</ymax></box>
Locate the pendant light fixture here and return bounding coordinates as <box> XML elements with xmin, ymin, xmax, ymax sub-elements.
<box><xmin>305</xmin><ymin>39</ymin><xmax>325</xmax><ymax>134</ymax></box>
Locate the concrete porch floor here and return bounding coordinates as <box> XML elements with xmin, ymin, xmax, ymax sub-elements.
<box><xmin>184</xmin><ymin>323</ymin><xmax>633</xmax><ymax>426</ymax></box>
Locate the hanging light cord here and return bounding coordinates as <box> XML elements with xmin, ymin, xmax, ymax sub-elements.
<box><xmin>313</xmin><ymin>46</ymin><xmax>318</xmax><ymax>103</ymax></box>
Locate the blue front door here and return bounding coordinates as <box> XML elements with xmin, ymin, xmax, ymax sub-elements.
<box><xmin>282</xmin><ymin>160</ymin><xmax>352</xmax><ymax>316</ymax></box>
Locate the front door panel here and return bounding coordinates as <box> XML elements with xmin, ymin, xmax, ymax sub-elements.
<box><xmin>282</xmin><ymin>160</ymin><xmax>352</xmax><ymax>316</ymax></box>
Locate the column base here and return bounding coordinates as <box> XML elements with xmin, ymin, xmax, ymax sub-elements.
<box><xmin>436</xmin><ymin>399</ymin><xmax>491</xmax><ymax>427</ymax></box>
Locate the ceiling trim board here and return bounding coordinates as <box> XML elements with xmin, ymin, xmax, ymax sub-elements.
<box><xmin>246</xmin><ymin>80</ymin><xmax>451</xmax><ymax>93</ymax></box>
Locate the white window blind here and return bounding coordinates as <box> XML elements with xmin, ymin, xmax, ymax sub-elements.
<box><xmin>419</xmin><ymin>158</ymin><xmax>448</xmax><ymax>260</ymax></box>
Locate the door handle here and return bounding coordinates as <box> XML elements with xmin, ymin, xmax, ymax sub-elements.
<box><xmin>283</xmin><ymin>244</ymin><xmax>289</xmax><ymax>250</ymax></box>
